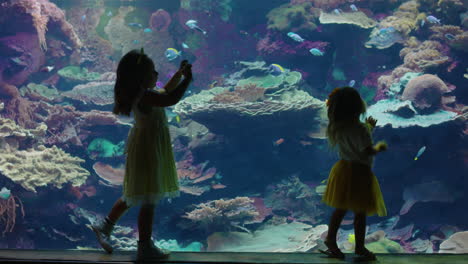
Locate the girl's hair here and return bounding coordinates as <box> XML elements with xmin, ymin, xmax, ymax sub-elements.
<box><xmin>113</xmin><ymin>49</ymin><xmax>154</xmax><ymax>116</ymax></box>
<box><xmin>326</xmin><ymin>87</ymin><xmax>367</xmax><ymax>148</ymax></box>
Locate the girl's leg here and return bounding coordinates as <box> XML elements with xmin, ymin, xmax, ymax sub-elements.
<box><xmin>138</xmin><ymin>203</ymin><xmax>155</xmax><ymax>241</ymax></box>
<box><xmin>326</xmin><ymin>208</ymin><xmax>347</xmax><ymax>247</ymax></box>
<box><xmin>107</xmin><ymin>198</ymin><xmax>131</xmax><ymax>224</ymax></box>
<box><xmin>354</xmin><ymin>212</ymin><xmax>367</xmax><ymax>252</ymax></box>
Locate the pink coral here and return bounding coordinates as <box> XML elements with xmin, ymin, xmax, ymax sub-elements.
<box><xmin>92</xmin><ymin>162</ymin><xmax>124</xmax><ymax>188</ymax></box>
<box><xmin>149</xmin><ymin>9</ymin><xmax>172</xmax><ymax>32</ymax></box>
<box><xmin>401</xmin><ymin>74</ymin><xmax>452</xmax><ymax>114</ymax></box>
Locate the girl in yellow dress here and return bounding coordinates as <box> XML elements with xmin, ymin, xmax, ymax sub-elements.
<box><xmin>91</xmin><ymin>48</ymin><xmax>192</xmax><ymax>261</ymax></box>
<box><xmin>320</xmin><ymin>87</ymin><xmax>387</xmax><ymax>261</ymax></box>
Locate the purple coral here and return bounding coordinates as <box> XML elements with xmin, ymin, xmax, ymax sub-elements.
<box><xmin>149</xmin><ymin>9</ymin><xmax>172</xmax><ymax>32</ymax></box>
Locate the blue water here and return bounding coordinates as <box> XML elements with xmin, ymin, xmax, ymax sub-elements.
<box><xmin>0</xmin><ymin>0</ymin><xmax>466</xmax><ymax>254</ymax></box>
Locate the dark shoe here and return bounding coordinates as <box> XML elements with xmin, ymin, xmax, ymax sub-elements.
<box><xmin>90</xmin><ymin>224</ymin><xmax>113</xmax><ymax>253</ymax></box>
<box><xmin>319</xmin><ymin>240</ymin><xmax>345</xmax><ymax>259</ymax></box>
<box><xmin>354</xmin><ymin>248</ymin><xmax>377</xmax><ymax>262</ymax></box>
<box><xmin>90</xmin><ymin>217</ymin><xmax>115</xmax><ymax>254</ymax></box>
<box><xmin>137</xmin><ymin>239</ymin><xmax>170</xmax><ymax>261</ymax></box>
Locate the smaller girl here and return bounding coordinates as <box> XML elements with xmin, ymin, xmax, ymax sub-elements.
<box><xmin>320</xmin><ymin>87</ymin><xmax>387</xmax><ymax>261</ymax></box>
<box><xmin>91</xmin><ymin>48</ymin><xmax>192</xmax><ymax>261</ymax></box>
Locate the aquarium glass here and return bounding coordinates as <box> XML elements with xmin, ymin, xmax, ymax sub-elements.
<box><xmin>0</xmin><ymin>0</ymin><xmax>466</xmax><ymax>254</ymax></box>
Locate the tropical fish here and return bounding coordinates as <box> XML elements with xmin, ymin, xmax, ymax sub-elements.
<box><xmin>269</xmin><ymin>63</ymin><xmax>285</xmax><ymax>76</ymax></box>
<box><xmin>165</xmin><ymin>48</ymin><xmax>181</xmax><ymax>61</ymax></box>
<box><xmin>81</xmin><ymin>14</ymin><xmax>86</xmax><ymax>22</ymax></box>
<box><xmin>128</xmin><ymin>22</ymin><xmax>143</xmax><ymax>28</ymax></box>
<box><xmin>0</xmin><ymin>187</ymin><xmax>10</xmax><ymax>200</ymax></box>
<box><xmin>185</xmin><ymin>20</ymin><xmax>207</xmax><ymax>35</ymax></box>
<box><xmin>349</xmin><ymin>80</ymin><xmax>356</xmax><ymax>87</ymax></box>
<box><xmin>414</xmin><ymin>146</ymin><xmax>426</xmax><ymax>160</ymax></box>
<box><xmin>426</xmin><ymin>15</ymin><xmax>441</xmax><ymax>24</ymax></box>
<box><xmin>309</xmin><ymin>48</ymin><xmax>324</xmax><ymax>56</ymax></box>
<box><xmin>143</xmin><ymin>28</ymin><xmax>152</xmax><ymax>33</ymax></box>
<box><xmin>350</xmin><ymin>4</ymin><xmax>358</xmax><ymax>12</ymax></box>
<box><xmin>132</xmin><ymin>40</ymin><xmax>140</xmax><ymax>44</ymax></box>
<box><xmin>444</xmin><ymin>33</ymin><xmax>455</xmax><ymax>40</ymax></box>
<box><xmin>348</xmin><ymin>234</ymin><xmax>355</xmax><ymax>243</ymax></box>
<box><xmin>273</xmin><ymin>138</ymin><xmax>285</xmax><ymax>146</ymax></box>
<box><xmin>182</xmin><ymin>42</ymin><xmax>189</xmax><ymax>49</ymax></box>
<box><xmin>287</xmin><ymin>32</ymin><xmax>304</xmax><ymax>42</ymax></box>
<box><xmin>175</xmin><ymin>115</ymin><xmax>181</xmax><ymax>123</ymax></box>
<box><xmin>420</xmin><ymin>19</ymin><xmax>425</xmax><ymax>27</ymax></box>
<box><xmin>333</xmin><ymin>9</ymin><xmax>342</xmax><ymax>15</ymax></box>
<box><xmin>40</xmin><ymin>66</ymin><xmax>55</xmax><ymax>72</ymax></box>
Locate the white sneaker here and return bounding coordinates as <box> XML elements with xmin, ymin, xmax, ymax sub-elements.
<box><xmin>137</xmin><ymin>239</ymin><xmax>170</xmax><ymax>261</ymax></box>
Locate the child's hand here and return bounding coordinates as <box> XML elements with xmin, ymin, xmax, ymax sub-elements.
<box><xmin>366</xmin><ymin>116</ymin><xmax>377</xmax><ymax>129</ymax></box>
<box><xmin>375</xmin><ymin>141</ymin><xmax>388</xmax><ymax>152</ymax></box>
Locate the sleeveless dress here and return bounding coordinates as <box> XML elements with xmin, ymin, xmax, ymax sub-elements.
<box><xmin>322</xmin><ymin>123</ymin><xmax>387</xmax><ymax>217</ymax></box>
<box><xmin>121</xmin><ymin>102</ymin><xmax>179</xmax><ymax>207</ymax></box>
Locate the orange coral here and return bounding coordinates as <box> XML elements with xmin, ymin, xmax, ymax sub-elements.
<box><xmin>0</xmin><ymin>194</ymin><xmax>25</xmax><ymax>236</ymax></box>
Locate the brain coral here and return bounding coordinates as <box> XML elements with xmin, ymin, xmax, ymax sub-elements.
<box><xmin>401</xmin><ymin>74</ymin><xmax>451</xmax><ymax>114</ymax></box>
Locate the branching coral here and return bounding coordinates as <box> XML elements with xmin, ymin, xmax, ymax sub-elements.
<box><xmin>265</xmin><ymin>175</ymin><xmax>324</xmax><ymax>223</ymax></box>
<box><xmin>0</xmin><ymin>144</ymin><xmax>89</xmax><ymax>192</ymax></box>
<box><xmin>0</xmin><ymin>193</ymin><xmax>25</xmax><ymax>236</ymax></box>
<box><xmin>183</xmin><ymin>197</ymin><xmax>259</xmax><ymax>234</ymax></box>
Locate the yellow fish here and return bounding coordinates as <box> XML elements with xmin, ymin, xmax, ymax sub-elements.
<box><xmin>348</xmin><ymin>234</ymin><xmax>355</xmax><ymax>243</ymax></box>
<box><xmin>175</xmin><ymin>115</ymin><xmax>180</xmax><ymax>123</ymax></box>
<box><xmin>321</xmin><ymin>179</ymin><xmax>327</xmax><ymax>184</ymax></box>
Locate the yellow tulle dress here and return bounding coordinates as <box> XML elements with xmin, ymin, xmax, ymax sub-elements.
<box><xmin>322</xmin><ymin>123</ymin><xmax>387</xmax><ymax>217</ymax></box>
<box><xmin>121</xmin><ymin>102</ymin><xmax>179</xmax><ymax>207</ymax></box>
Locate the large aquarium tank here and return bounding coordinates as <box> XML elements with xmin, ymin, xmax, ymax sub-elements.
<box><xmin>0</xmin><ymin>0</ymin><xmax>466</xmax><ymax>255</ymax></box>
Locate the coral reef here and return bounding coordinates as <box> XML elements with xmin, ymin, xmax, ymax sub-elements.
<box><xmin>265</xmin><ymin>175</ymin><xmax>324</xmax><ymax>224</ymax></box>
<box><xmin>430</xmin><ymin>25</ymin><xmax>468</xmax><ymax>53</ymax></box>
<box><xmin>0</xmin><ymin>113</ymin><xmax>47</xmax><ymax>150</ymax></box>
<box><xmin>207</xmin><ymin>222</ymin><xmax>327</xmax><ymax>252</ymax></box>
<box><xmin>0</xmin><ymin>0</ymin><xmax>82</xmax><ymax>51</ymax></box>
<box><xmin>439</xmin><ymin>231</ymin><xmax>468</xmax><ymax>253</ymax></box>
<box><xmin>0</xmin><ymin>192</ymin><xmax>25</xmax><ymax>236</ymax></box>
<box><xmin>66</xmin><ymin>5</ymin><xmax>114</xmax><ymax>73</ymax></box>
<box><xmin>319</xmin><ymin>11</ymin><xmax>377</xmax><ymax>29</ymax></box>
<box><xmin>366</xmin><ymin>99</ymin><xmax>458</xmax><ymax>128</ymax></box>
<box><xmin>0</xmin><ymin>144</ymin><xmax>89</xmax><ymax>192</ymax></box>
<box><xmin>62</xmin><ymin>81</ymin><xmax>115</xmax><ymax>105</ymax></box>
<box><xmin>87</xmin><ymin>138</ymin><xmax>124</xmax><ymax>159</ymax></box>
<box><xmin>266</xmin><ymin>2</ymin><xmax>319</xmax><ymax>33</ymax></box>
<box><xmin>401</xmin><ymin>74</ymin><xmax>454</xmax><ymax>114</ymax></box>
<box><xmin>174</xmin><ymin>62</ymin><xmax>327</xmax><ymax>140</ymax></box>
<box><xmin>181</xmin><ymin>0</ymin><xmax>233</xmax><ymax>22</ymax></box>
<box><xmin>104</xmin><ymin>6</ymin><xmax>176</xmax><ymax>75</ymax></box>
<box><xmin>183</xmin><ymin>197</ymin><xmax>259</xmax><ymax>234</ymax></box>
<box><xmin>377</xmin><ymin>38</ymin><xmax>451</xmax><ymax>97</ymax></box>
<box><xmin>176</xmin><ymin>149</ymin><xmax>222</xmax><ymax>196</ymax></box>
<box><xmin>149</xmin><ymin>9</ymin><xmax>172</xmax><ymax>32</ymax></box>
<box><xmin>366</xmin><ymin>1</ymin><xmax>421</xmax><ymax>49</ymax></box>
<box><xmin>92</xmin><ymin>162</ymin><xmax>124</xmax><ymax>188</ymax></box>
<box><xmin>0</xmin><ymin>33</ymin><xmax>46</xmax><ymax>86</ymax></box>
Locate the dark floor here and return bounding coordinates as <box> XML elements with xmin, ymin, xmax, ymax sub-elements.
<box><xmin>0</xmin><ymin>250</ymin><xmax>467</xmax><ymax>264</ymax></box>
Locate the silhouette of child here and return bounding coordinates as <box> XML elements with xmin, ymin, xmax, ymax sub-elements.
<box><xmin>320</xmin><ymin>87</ymin><xmax>387</xmax><ymax>261</ymax></box>
<box><xmin>91</xmin><ymin>48</ymin><xmax>192</xmax><ymax>261</ymax></box>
